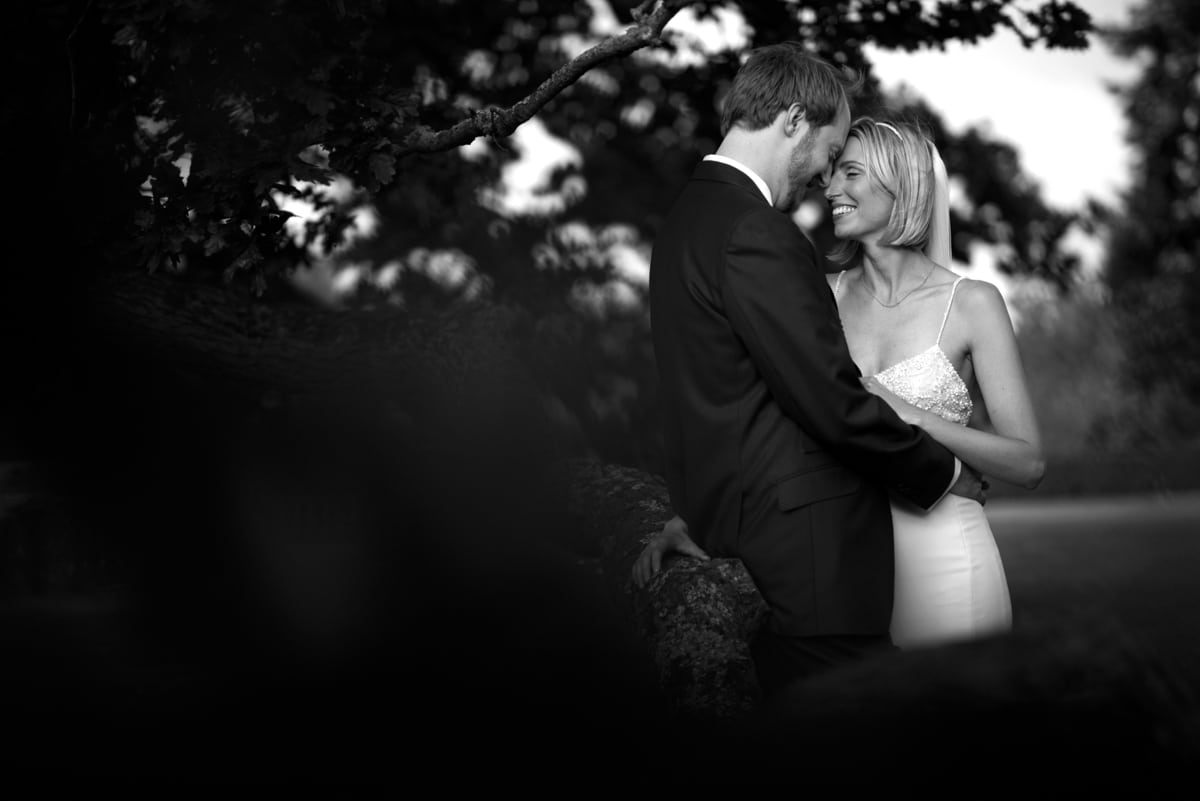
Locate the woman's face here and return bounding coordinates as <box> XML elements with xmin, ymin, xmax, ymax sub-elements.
<box><xmin>825</xmin><ymin>135</ymin><xmax>894</xmax><ymax>243</ymax></box>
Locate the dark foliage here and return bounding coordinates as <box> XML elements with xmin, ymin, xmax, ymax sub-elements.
<box><xmin>1100</xmin><ymin>0</ymin><xmax>1200</xmax><ymax>437</ymax></box>
<box><xmin>4</xmin><ymin>1</ymin><xmax>1095</xmax><ymax>477</ymax></box>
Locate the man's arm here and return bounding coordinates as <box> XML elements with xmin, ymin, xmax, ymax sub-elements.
<box><xmin>721</xmin><ymin>208</ymin><xmax>956</xmax><ymax>509</ymax></box>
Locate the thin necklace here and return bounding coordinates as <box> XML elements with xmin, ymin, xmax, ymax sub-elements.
<box><xmin>862</xmin><ymin>263</ymin><xmax>935</xmax><ymax>308</ymax></box>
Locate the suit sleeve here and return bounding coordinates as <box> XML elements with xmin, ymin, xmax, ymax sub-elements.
<box><xmin>721</xmin><ymin>207</ymin><xmax>956</xmax><ymax>510</ymax></box>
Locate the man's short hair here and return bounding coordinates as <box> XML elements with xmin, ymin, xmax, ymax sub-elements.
<box><xmin>719</xmin><ymin>43</ymin><xmax>862</xmax><ymax>136</ymax></box>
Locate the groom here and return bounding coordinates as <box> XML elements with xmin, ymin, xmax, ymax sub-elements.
<box><xmin>646</xmin><ymin>44</ymin><xmax>982</xmax><ymax>700</ymax></box>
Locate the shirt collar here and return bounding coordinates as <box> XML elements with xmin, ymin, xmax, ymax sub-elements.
<box><xmin>703</xmin><ymin>154</ymin><xmax>773</xmax><ymax>207</ymax></box>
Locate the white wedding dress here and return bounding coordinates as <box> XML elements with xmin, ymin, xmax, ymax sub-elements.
<box><xmin>835</xmin><ymin>273</ymin><xmax>1013</xmax><ymax>649</ymax></box>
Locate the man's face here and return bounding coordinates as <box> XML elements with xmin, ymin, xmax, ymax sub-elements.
<box><xmin>778</xmin><ymin>102</ymin><xmax>851</xmax><ymax>213</ymax></box>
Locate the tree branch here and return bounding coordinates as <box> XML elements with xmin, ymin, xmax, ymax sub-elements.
<box><xmin>393</xmin><ymin>0</ymin><xmax>691</xmax><ymax>159</ymax></box>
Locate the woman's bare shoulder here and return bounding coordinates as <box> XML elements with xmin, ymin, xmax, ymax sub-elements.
<box><xmin>956</xmin><ymin>277</ymin><xmax>1008</xmax><ymax>312</ymax></box>
<box><xmin>954</xmin><ymin>277</ymin><xmax>1016</xmax><ymax>335</ymax></box>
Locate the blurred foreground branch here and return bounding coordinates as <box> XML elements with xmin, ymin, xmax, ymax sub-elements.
<box><xmin>7</xmin><ymin>273</ymin><xmax>1199</xmax><ymax>783</ymax></box>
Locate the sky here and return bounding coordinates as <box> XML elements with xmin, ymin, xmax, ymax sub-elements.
<box><xmin>864</xmin><ymin>0</ymin><xmax>1141</xmax><ymax>212</ymax></box>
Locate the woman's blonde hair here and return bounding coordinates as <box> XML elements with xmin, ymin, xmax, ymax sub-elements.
<box><xmin>828</xmin><ymin>116</ymin><xmax>938</xmax><ymax>266</ymax></box>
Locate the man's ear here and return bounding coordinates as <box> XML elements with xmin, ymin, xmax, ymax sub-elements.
<box><xmin>784</xmin><ymin>104</ymin><xmax>808</xmax><ymax>138</ymax></box>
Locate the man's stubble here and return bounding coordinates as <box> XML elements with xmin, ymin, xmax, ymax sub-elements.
<box><xmin>778</xmin><ymin>126</ymin><xmax>822</xmax><ymax>214</ymax></box>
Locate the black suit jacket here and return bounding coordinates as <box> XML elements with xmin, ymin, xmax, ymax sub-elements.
<box><xmin>649</xmin><ymin>160</ymin><xmax>958</xmax><ymax>637</ymax></box>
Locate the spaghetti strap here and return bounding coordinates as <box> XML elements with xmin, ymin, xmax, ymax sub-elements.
<box><xmin>936</xmin><ymin>276</ymin><xmax>965</xmax><ymax>345</ymax></box>
<box><xmin>834</xmin><ymin>270</ymin><xmax>846</xmax><ymax>296</ymax></box>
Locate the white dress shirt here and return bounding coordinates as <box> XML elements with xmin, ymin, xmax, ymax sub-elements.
<box><xmin>703</xmin><ymin>154</ymin><xmax>773</xmax><ymax>207</ymax></box>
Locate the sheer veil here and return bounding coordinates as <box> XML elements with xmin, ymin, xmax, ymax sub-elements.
<box><xmin>924</xmin><ymin>141</ymin><xmax>952</xmax><ymax>267</ymax></box>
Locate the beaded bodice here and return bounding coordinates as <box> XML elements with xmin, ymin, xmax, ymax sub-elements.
<box><xmin>872</xmin><ymin>344</ymin><xmax>972</xmax><ymax>426</ymax></box>
<box><xmin>834</xmin><ymin>272</ymin><xmax>973</xmax><ymax>427</ymax></box>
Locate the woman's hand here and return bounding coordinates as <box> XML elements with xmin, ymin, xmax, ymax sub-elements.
<box><xmin>631</xmin><ymin>515</ymin><xmax>710</xmax><ymax>589</ymax></box>
<box><xmin>862</xmin><ymin>376</ymin><xmax>926</xmax><ymax>427</ymax></box>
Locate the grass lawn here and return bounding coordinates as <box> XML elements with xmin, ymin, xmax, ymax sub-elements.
<box><xmin>990</xmin><ymin>491</ymin><xmax>1200</xmax><ymax>695</ymax></box>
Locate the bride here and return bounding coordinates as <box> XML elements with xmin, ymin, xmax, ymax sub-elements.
<box><xmin>634</xmin><ymin>116</ymin><xmax>1044</xmax><ymax>649</ymax></box>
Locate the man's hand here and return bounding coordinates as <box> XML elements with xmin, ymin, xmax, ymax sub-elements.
<box><xmin>631</xmin><ymin>515</ymin><xmax>710</xmax><ymax>589</ymax></box>
<box><xmin>861</xmin><ymin>376</ymin><xmax>926</xmax><ymax>427</ymax></box>
<box><xmin>949</xmin><ymin>462</ymin><xmax>989</xmax><ymax>506</ymax></box>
